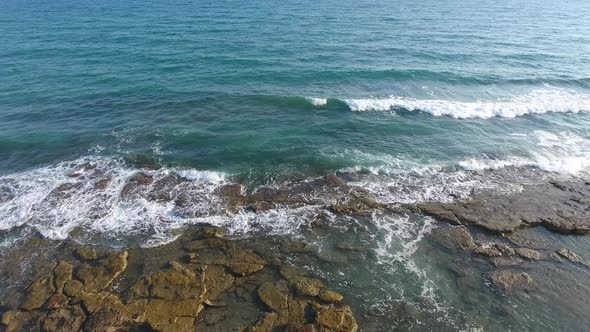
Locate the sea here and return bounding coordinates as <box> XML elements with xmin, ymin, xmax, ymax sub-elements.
<box><xmin>1</xmin><ymin>0</ymin><xmax>590</xmax><ymax>330</ymax></box>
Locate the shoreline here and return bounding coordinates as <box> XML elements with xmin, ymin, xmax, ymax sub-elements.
<box><xmin>1</xmin><ymin>169</ymin><xmax>590</xmax><ymax>331</ymax></box>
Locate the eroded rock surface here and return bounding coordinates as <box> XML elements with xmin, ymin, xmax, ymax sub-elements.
<box><xmin>1</xmin><ymin>227</ymin><xmax>358</xmax><ymax>332</ymax></box>
<box><xmin>415</xmin><ymin>181</ymin><xmax>590</xmax><ymax>234</ymax></box>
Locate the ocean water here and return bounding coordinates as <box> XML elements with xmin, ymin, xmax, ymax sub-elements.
<box><xmin>2</xmin><ymin>0</ymin><xmax>590</xmax><ymax>330</ymax></box>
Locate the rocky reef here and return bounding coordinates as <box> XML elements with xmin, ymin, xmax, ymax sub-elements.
<box><xmin>0</xmin><ymin>227</ymin><xmax>358</xmax><ymax>332</ymax></box>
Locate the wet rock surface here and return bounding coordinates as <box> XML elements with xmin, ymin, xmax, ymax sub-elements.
<box><xmin>1</xmin><ymin>227</ymin><xmax>359</xmax><ymax>332</ymax></box>
<box><xmin>414</xmin><ymin>181</ymin><xmax>590</xmax><ymax>234</ymax></box>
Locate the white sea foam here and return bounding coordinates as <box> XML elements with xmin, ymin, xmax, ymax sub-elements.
<box><xmin>0</xmin><ymin>157</ymin><xmax>229</xmax><ymax>245</ymax></box>
<box><xmin>342</xmin><ymin>88</ymin><xmax>590</xmax><ymax>119</ymax></box>
<box><xmin>328</xmin><ymin>149</ymin><xmax>522</xmax><ymax>204</ymax></box>
<box><xmin>305</xmin><ymin>97</ymin><xmax>328</xmax><ymax>106</ymax></box>
<box><xmin>0</xmin><ymin>156</ymin><xmax>328</xmax><ymax>247</ymax></box>
<box><xmin>458</xmin><ymin>130</ymin><xmax>590</xmax><ymax>175</ymax></box>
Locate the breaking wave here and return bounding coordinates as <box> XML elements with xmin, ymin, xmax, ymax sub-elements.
<box><xmin>312</xmin><ymin>88</ymin><xmax>590</xmax><ymax>119</ymax></box>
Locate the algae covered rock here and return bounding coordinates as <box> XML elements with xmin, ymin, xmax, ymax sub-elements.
<box><xmin>258</xmin><ymin>282</ymin><xmax>288</xmax><ymax>312</ymax></box>
<box><xmin>315</xmin><ymin>304</ymin><xmax>358</xmax><ymax>332</ymax></box>
<box><xmin>75</xmin><ymin>251</ymin><xmax>128</xmax><ymax>292</ymax></box>
<box><xmin>40</xmin><ymin>305</ymin><xmax>86</xmax><ymax>332</ymax></box>
<box><xmin>318</xmin><ymin>290</ymin><xmax>344</xmax><ymax>303</ymax></box>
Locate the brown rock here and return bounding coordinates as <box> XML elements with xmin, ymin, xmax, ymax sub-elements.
<box><xmin>258</xmin><ymin>282</ymin><xmax>288</xmax><ymax>312</ymax></box>
<box><xmin>318</xmin><ymin>290</ymin><xmax>343</xmax><ymax>303</ymax></box>
<box><xmin>229</xmin><ymin>262</ymin><xmax>265</xmax><ymax>276</ymax></box>
<box><xmin>149</xmin><ymin>267</ymin><xmax>203</xmax><ymax>301</ymax></box>
<box><xmin>75</xmin><ymin>251</ymin><xmax>128</xmax><ymax>292</ymax></box>
<box><xmin>515</xmin><ymin>248</ymin><xmax>543</xmax><ymax>260</ymax></box>
<box><xmin>53</xmin><ymin>261</ymin><xmax>74</xmax><ymax>293</ymax></box>
<box><xmin>315</xmin><ymin>305</ymin><xmax>358</xmax><ymax>332</ymax></box>
<box><xmin>429</xmin><ymin>226</ymin><xmax>475</xmax><ymax>251</ymax></box>
<box><xmin>2</xmin><ymin>310</ymin><xmax>41</xmax><ymax>332</ymax></box>
<box><xmin>75</xmin><ymin>246</ymin><xmax>101</xmax><ymax>260</ymax></box>
<box><xmin>94</xmin><ymin>178</ymin><xmax>111</xmax><ymax>190</ymax></box>
<box><xmin>490</xmin><ymin>270</ymin><xmax>535</xmax><ymax>294</ymax></box>
<box><xmin>40</xmin><ymin>304</ymin><xmax>86</xmax><ymax>332</ymax></box>
<box><xmin>21</xmin><ymin>273</ymin><xmax>55</xmax><ymax>310</ymax></box>
<box><xmin>83</xmin><ymin>299</ymin><xmax>147</xmax><ymax>331</ymax></box>
<box><xmin>202</xmin><ymin>265</ymin><xmax>235</xmax><ymax>301</ymax></box>
<box><xmin>145</xmin><ymin>299</ymin><xmax>203</xmax><ymax>332</ymax></box>
<box><xmin>557</xmin><ymin>248</ymin><xmax>589</xmax><ymax>266</ymax></box>
<box><xmin>250</xmin><ymin>312</ymin><xmax>278</xmax><ymax>331</ymax></box>
<box><xmin>294</xmin><ymin>277</ymin><xmax>324</xmax><ymax>297</ymax></box>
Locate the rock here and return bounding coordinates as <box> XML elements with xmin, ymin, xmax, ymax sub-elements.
<box><xmin>258</xmin><ymin>282</ymin><xmax>288</xmax><ymax>312</ymax></box>
<box><xmin>335</xmin><ymin>243</ymin><xmax>366</xmax><ymax>253</ymax></box>
<box><xmin>229</xmin><ymin>262</ymin><xmax>265</xmax><ymax>276</ymax></box>
<box><xmin>250</xmin><ymin>312</ymin><xmax>278</xmax><ymax>331</ymax></box>
<box><xmin>495</xmin><ymin>243</ymin><xmax>515</xmax><ymax>255</ymax></box>
<box><xmin>45</xmin><ymin>294</ymin><xmax>69</xmax><ymax>310</ymax></box>
<box><xmin>53</xmin><ymin>261</ymin><xmax>74</xmax><ymax>293</ymax></box>
<box><xmin>556</xmin><ymin>248</ymin><xmax>589</xmax><ymax>266</ymax></box>
<box><xmin>203</xmin><ymin>308</ymin><xmax>226</xmax><ymax>326</ymax></box>
<box><xmin>145</xmin><ymin>299</ymin><xmax>202</xmax><ymax>332</ymax></box>
<box><xmin>491</xmin><ymin>257</ymin><xmax>524</xmax><ymax>267</ymax></box>
<box><xmin>287</xmin><ymin>298</ymin><xmax>309</xmax><ymax>326</ymax></box>
<box><xmin>62</xmin><ymin>280</ymin><xmax>83</xmax><ymax>298</ymax></box>
<box><xmin>473</xmin><ymin>245</ymin><xmax>503</xmax><ymax>257</ymax></box>
<box><xmin>129</xmin><ymin>172</ymin><xmax>153</xmax><ymax>185</ymax></box>
<box><xmin>318</xmin><ymin>290</ymin><xmax>343</xmax><ymax>303</ymax></box>
<box><xmin>75</xmin><ymin>246</ymin><xmax>101</xmax><ymax>260</ymax></box>
<box><xmin>416</xmin><ymin>181</ymin><xmax>590</xmax><ymax>235</ymax></box>
<box><xmin>281</xmin><ymin>240</ymin><xmax>313</xmax><ymax>254</ymax></box>
<box><xmin>75</xmin><ymin>251</ymin><xmax>128</xmax><ymax>292</ymax></box>
<box><xmin>325</xmin><ymin>174</ymin><xmax>346</xmax><ymax>187</ymax></box>
<box><xmin>200</xmin><ymin>226</ymin><xmax>226</xmax><ymax>239</ymax></box>
<box><xmin>94</xmin><ymin>178</ymin><xmax>111</xmax><ymax>190</ymax></box>
<box><xmin>515</xmin><ymin>248</ymin><xmax>543</xmax><ymax>260</ymax></box>
<box><xmin>315</xmin><ymin>305</ymin><xmax>358</xmax><ymax>332</ymax></box>
<box><xmin>226</xmin><ymin>247</ymin><xmax>267</xmax><ymax>276</ymax></box>
<box><xmin>330</xmin><ymin>193</ymin><xmax>383</xmax><ymax>214</ymax></box>
<box><xmin>294</xmin><ymin>277</ymin><xmax>324</xmax><ymax>297</ymax></box>
<box><xmin>82</xmin><ymin>299</ymin><xmax>148</xmax><ymax>331</ymax></box>
<box><xmin>149</xmin><ymin>266</ymin><xmax>203</xmax><ymax>301</ymax></box>
<box><xmin>21</xmin><ymin>273</ymin><xmax>55</xmax><ymax>310</ymax></box>
<box><xmin>429</xmin><ymin>226</ymin><xmax>475</xmax><ymax>251</ymax></box>
<box><xmin>40</xmin><ymin>304</ymin><xmax>86</xmax><ymax>332</ymax></box>
<box><xmin>489</xmin><ymin>270</ymin><xmax>535</xmax><ymax>294</ymax></box>
<box><xmin>202</xmin><ymin>265</ymin><xmax>235</xmax><ymax>301</ymax></box>
<box><xmin>184</xmin><ymin>238</ymin><xmax>227</xmax><ymax>251</ymax></box>
<box><xmin>1</xmin><ymin>310</ymin><xmax>41</xmax><ymax>332</ymax></box>
<box><xmin>417</xmin><ymin>202</ymin><xmax>461</xmax><ymax>225</ymax></box>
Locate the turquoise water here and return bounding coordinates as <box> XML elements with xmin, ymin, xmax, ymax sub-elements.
<box><xmin>1</xmin><ymin>0</ymin><xmax>590</xmax><ymax>177</ymax></box>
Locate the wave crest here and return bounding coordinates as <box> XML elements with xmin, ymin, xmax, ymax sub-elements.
<box><xmin>341</xmin><ymin>88</ymin><xmax>590</xmax><ymax>119</ymax></box>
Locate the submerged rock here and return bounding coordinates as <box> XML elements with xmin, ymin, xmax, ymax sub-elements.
<box><xmin>556</xmin><ymin>248</ymin><xmax>589</xmax><ymax>267</ymax></box>
<box><xmin>515</xmin><ymin>247</ymin><xmax>543</xmax><ymax>260</ymax></box>
<box><xmin>474</xmin><ymin>245</ymin><xmax>503</xmax><ymax>257</ymax></box>
<box><xmin>490</xmin><ymin>270</ymin><xmax>535</xmax><ymax>294</ymax></box>
<box><xmin>429</xmin><ymin>226</ymin><xmax>475</xmax><ymax>251</ymax></box>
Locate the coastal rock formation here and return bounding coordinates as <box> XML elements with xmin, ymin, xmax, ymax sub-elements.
<box><xmin>415</xmin><ymin>181</ymin><xmax>590</xmax><ymax>234</ymax></box>
<box><xmin>1</xmin><ymin>227</ymin><xmax>358</xmax><ymax>332</ymax></box>
<box><xmin>489</xmin><ymin>270</ymin><xmax>536</xmax><ymax>294</ymax></box>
